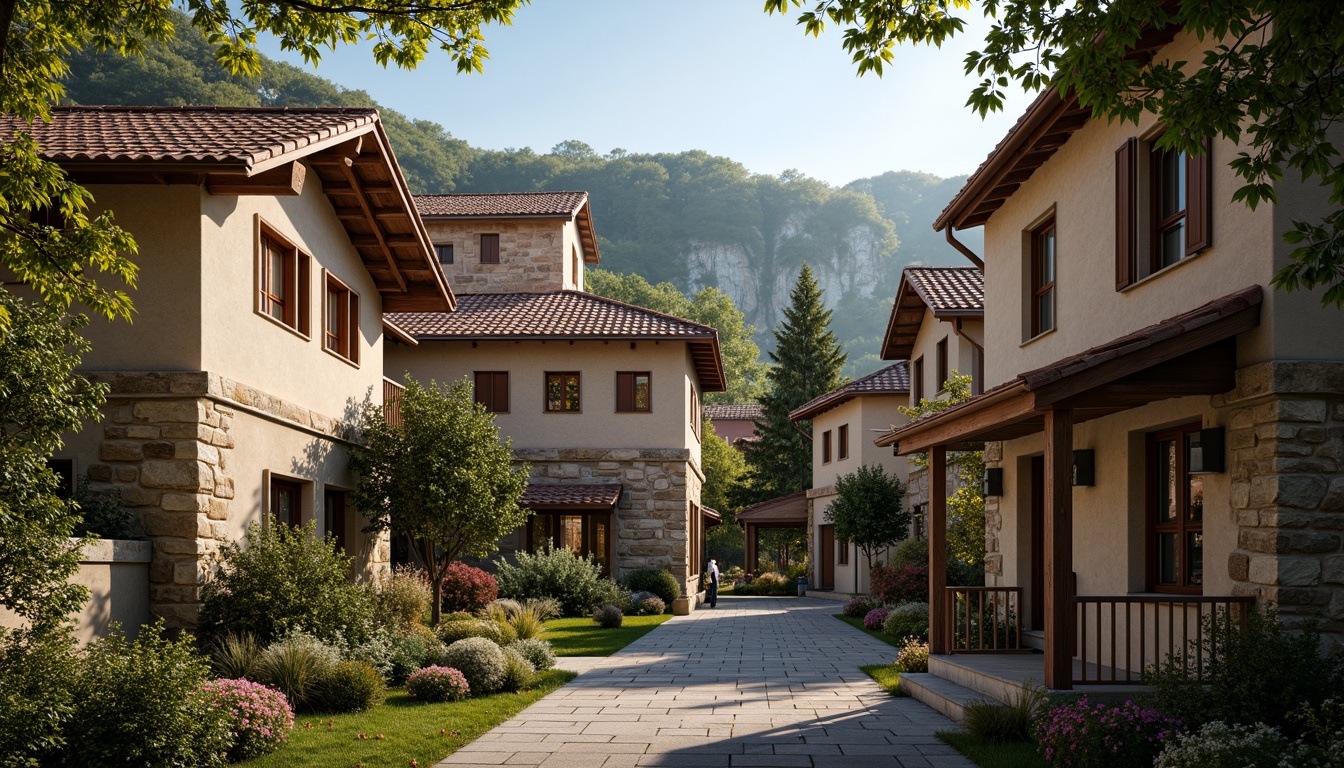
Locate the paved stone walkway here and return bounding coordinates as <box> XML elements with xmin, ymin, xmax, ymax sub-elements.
<box><xmin>437</xmin><ymin>596</ymin><xmax>973</xmax><ymax>768</ymax></box>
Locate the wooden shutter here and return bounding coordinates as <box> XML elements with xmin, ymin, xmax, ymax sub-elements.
<box><xmin>1115</xmin><ymin>138</ymin><xmax>1137</xmax><ymax>290</ymax></box>
<box><xmin>480</xmin><ymin>234</ymin><xmax>500</xmax><ymax>264</ymax></box>
<box><xmin>474</xmin><ymin>372</ymin><xmax>493</xmax><ymax>411</ymax></box>
<box><xmin>1185</xmin><ymin>138</ymin><xmax>1213</xmax><ymax>255</ymax></box>
<box><xmin>493</xmin><ymin>372</ymin><xmax>509</xmax><ymax>413</ymax></box>
<box><xmin>616</xmin><ymin>372</ymin><xmax>634</xmax><ymax>412</ymax></box>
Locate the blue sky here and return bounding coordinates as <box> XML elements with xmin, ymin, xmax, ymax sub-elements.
<box><xmin>260</xmin><ymin>1</ymin><xmax>1031</xmax><ymax>186</ymax></box>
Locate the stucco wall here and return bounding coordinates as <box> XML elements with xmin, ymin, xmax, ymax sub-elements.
<box><xmin>0</xmin><ymin>539</ymin><xmax>152</xmax><ymax>645</ymax></box>
<box><xmin>978</xmin><ymin>29</ymin><xmax>1344</xmax><ymax>389</ymax></box>
<box><xmin>388</xmin><ymin>339</ymin><xmax>702</xmax><ymax>467</ymax></box>
<box><xmin>908</xmin><ymin>309</ymin><xmax>984</xmax><ymax>402</ymax></box>
<box><xmin>422</xmin><ymin>217</ymin><xmax>579</xmax><ymax>293</ymax></box>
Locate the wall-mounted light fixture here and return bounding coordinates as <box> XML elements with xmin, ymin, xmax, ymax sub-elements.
<box><xmin>1072</xmin><ymin>450</ymin><xmax>1095</xmax><ymax>486</ymax></box>
<box><xmin>1189</xmin><ymin>427</ymin><xmax>1225</xmax><ymax>474</ymax></box>
<box><xmin>983</xmin><ymin>467</ymin><xmax>1004</xmax><ymax>497</ymax></box>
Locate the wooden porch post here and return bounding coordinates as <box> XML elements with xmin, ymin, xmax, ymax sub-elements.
<box><xmin>745</xmin><ymin>523</ymin><xmax>756</xmax><ymax>575</ymax></box>
<box><xmin>1043</xmin><ymin>409</ymin><xmax>1074</xmax><ymax>690</ymax></box>
<box><xmin>929</xmin><ymin>446</ymin><xmax>949</xmax><ymax>655</ymax></box>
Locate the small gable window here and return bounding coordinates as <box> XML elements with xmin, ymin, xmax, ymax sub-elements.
<box><xmin>480</xmin><ymin>233</ymin><xmax>500</xmax><ymax>264</ymax></box>
<box><xmin>323</xmin><ymin>272</ymin><xmax>360</xmax><ymax>365</ymax></box>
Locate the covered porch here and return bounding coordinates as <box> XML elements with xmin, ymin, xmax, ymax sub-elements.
<box><xmin>737</xmin><ymin>490</ymin><xmax>808</xmax><ymax>575</ymax></box>
<box><xmin>877</xmin><ymin>286</ymin><xmax>1262</xmax><ymax>690</ymax></box>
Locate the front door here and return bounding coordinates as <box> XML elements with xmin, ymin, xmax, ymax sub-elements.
<box><xmin>1030</xmin><ymin>457</ymin><xmax>1045</xmax><ymax>630</ymax></box>
<box><xmin>819</xmin><ymin>524</ymin><xmax>835</xmax><ymax>590</ymax></box>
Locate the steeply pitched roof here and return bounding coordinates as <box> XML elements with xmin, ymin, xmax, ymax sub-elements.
<box><xmin>521</xmin><ymin>483</ymin><xmax>622</xmax><ymax>508</ymax></box>
<box><xmin>789</xmin><ymin>362</ymin><xmax>910</xmax><ymax>422</ymax></box>
<box><xmin>387</xmin><ymin>291</ymin><xmax>725</xmax><ymax>391</ymax></box>
<box><xmin>882</xmin><ymin>266</ymin><xmax>984</xmax><ymax>360</ymax></box>
<box><xmin>4</xmin><ymin>106</ymin><xmax>453</xmax><ymax>313</ymax></box>
<box><xmin>414</xmin><ymin>191</ymin><xmax>601</xmax><ymax>264</ymax></box>
<box><xmin>703</xmin><ymin>403</ymin><xmax>764</xmax><ymax>422</ymax></box>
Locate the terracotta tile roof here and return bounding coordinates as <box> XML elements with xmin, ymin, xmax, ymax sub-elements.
<box><xmin>521</xmin><ymin>483</ymin><xmax>622</xmax><ymax>508</ymax></box>
<box><xmin>1</xmin><ymin>106</ymin><xmax>378</xmax><ymax>171</ymax></box>
<box><xmin>881</xmin><ymin>266</ymin><xmax>984</xmax><ymax>360</ymax></box>
<box><xmin>703</xmin><ymin>403</ymin><xmax>764</xmax><ymax>422</ymax></box>
<box><xmin>905</xmin><ymin>267</ymin><xmax>985</xmax><ymax>313</ymax></box>
<box><xmin>875</xmin><ymin>285</ymin><xmax>1263</xmax><ymax>449</ymax></box>
<box><xmin>789</xmin><ymin>362</ymin><xmax>910</xmax><ymax>422</ymax></box>
<box><xmin>414</xmin><ymin>192</ymin><xmax>588</xmax><ymax>218</ymax></box>
<box><xmin>387</xmin><ymin>291</ymin><xmax>725</xmax><ymax>392</ymax></box>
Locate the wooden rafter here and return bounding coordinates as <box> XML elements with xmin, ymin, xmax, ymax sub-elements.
<box><xmin>338</xmin><ymin>156</ymin><xmax>407</xmax><ymax>294</ymax></box>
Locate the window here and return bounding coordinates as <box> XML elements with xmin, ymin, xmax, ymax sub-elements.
<box><xmin>822</xmin><ymin>430</ymin><xmax>833</xmax><ymax>464</ymax></box>
<box><xmin>270</xmin><ymin>477</ymin><xmax>303</xmax><ymax>528</ymax></box>
<box><xmin>912</xmin><ymin>357</ymin><xmax>925</xmax><ymax>403</ymax></box>
<box><xmin>1148</xmin><ymin>423</ymin><xmax>1204</xmax><ymax>593</ymax></box>
<box><xmin>46</xmin><ymin>458</ymin><xmax>75</xmax><ymax>499</ymax></box>
<box><xmin>838</xmin><ymin>537</ymin><xmax>849</xmax><ymax>566</ymax></box>
<box><xmin>475</xmin><ymin>372</ymin><xmax>509</xmax><ymax>413</ymax></box>
<box><xmin>545</xmin><ymin>372</ymin><xmax>581</xmax><ymax>412</ymax></box>
<box><xmin>257</xmin><ymin>226</ymin><xmax>310</xmax><ymax>335</ymax></box>
<box><xmin>527</xmin><ymin>511</ymin><xmax>611</xmax><ymax>576</ymax></box>
<box><xmin>616</xmin><ymin>372</ymin><xmax>651</xmax><ymax>413</ymax></box>
<box><xmin>323</xmin><ymin>273</ymin><xmax>360</xmax><ymax>364</ymax></box>
<box><xmin>1030</xmin><ymin>219</ymin><xmax>1056</xmax><ymax>338</ymax></box>
<box><xmin>690</xmin><ymin>384</ymin><xmax>700</xmax><ymax>432</ymax></box>
<box><xmin>480</xmin><ymin>233</ymin><xmax>500</xmax><ymax>264</ymax></box>
<box><xmin>936</xmin><ymin>337</ymin><xmax>949</xmax><ymax>391</ymax></box>
<box><xmin>837</xmin><ymin>424</ymin><xmax>849</xmax><ymax>461</ymax></box>
<box><xmin>1116</xmin><ymin>136</ymin><xmax>1212</xmax><ymax>288</ymax></box>
<box><xmin>323</xmin><ymin>489</ymin><xmax>348</xmax><ymax>552</ymax></box>
<box><xmin>435</xmin><ymin>243</ymin><xmax>454</xmax><ymax>265</ymax></box>
<box><xmin>571</xmin><ymin>245</ymin><xmax>580</xmax><ymax>288</ymax></box>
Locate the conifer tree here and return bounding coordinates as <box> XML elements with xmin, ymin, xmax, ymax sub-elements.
<box><xmin>741</xmin><ymin>264</ymin><xmax>846</xmax><ymax>502</ymax></box>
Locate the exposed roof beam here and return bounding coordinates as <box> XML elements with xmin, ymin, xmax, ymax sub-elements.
<box><xmin>338</xmin><ymin>157</ymin><xmax>407</xmax><ymax>294</ymax></box>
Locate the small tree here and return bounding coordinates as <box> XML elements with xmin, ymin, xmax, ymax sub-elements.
<box><xmin>350</xmin><ymin>377</ymin><xmax>530</xmax><ymax>626</ymax></box>
<box><xmin>826</xmin><ymin>464</ymin><xmax>909</xmax><ymax>573</ymax></box>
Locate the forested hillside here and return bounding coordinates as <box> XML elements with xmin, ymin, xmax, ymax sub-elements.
<box><xmin>62</xmin><ymin>16</ymin><xmax>981</xmax><ymax>377</ymax></box>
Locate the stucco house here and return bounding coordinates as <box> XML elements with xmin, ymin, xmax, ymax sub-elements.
<box><xmin>703</xmin><ymin>403</ymin><xmax>764</xmax><ymax>447</ymax></box>
<box><xmin>880</xmin><ymin>266</ymin><xmax>985</xmax><ymax>530</ymax></box>
<box><xmin>788</xmin><ymin>363</ymin><xmax>911</xmax><ymax>595</ymax></box>
<box><xmin>4</xmin><ymin>106</ymin><xmax>452</xmax><ymax>637</ymax></box>
<box><xmin>874</xmin><ymin>22</ymin><xmax>1344</xmax><ymax>715</ymax></box>
<box><xmin>386</xmin><ymin>192</ymin><xmax>725</xmax><ymax>599</ymax></box>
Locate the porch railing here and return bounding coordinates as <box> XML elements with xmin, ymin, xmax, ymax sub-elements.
<box><xmin>946</xmin><ymin>586</ymin><xmax>1027</xmax><ymax>653</ymax></box>
<box><xmin>383</xmin><ymin>378</ymin><xmax>404</xmax><ymax>427</ymax></box>
<box><xmin>1073</xmin><ymin>595</ymin><xmax>1254</xmax><ymax>685</ymax></box>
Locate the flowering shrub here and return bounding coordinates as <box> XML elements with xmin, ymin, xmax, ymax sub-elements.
<box><xmin>1036</xmin><ymin>698</ymin><xmax>1180</xmax><ymax>768</ymax></box>
<box><xmin>1155</xmin><ymin>722</ymin><xmax>1321</xmax><ymax>768</ymax></box>
<box><xmin>439</xmin><ymin>561</ymin><xmax>498</xmax><ymax>614</ymax></box>
<box><xmin>406</xmin><ymin>666</ymin><xmax>470</xmax><ymax>703</ymax></box>
<box><xmin>894</xmin><ymin>638</ymin><xmax>929</xmax><ymax>673</ymax></box>
<box><xmin>870</xmin><ymin>564</ymin><xmax>928</xmax><ymax>604</ymax></box>
<box><xmin>844</xmin><ymin>597</ymin><xmax>879</xmax><ymax>618</ymax></box>
<box><xmin>203</xmin><ymin>678</ymin><xmax>294</xmax><ymax>761</ymax></box>
<box><xmin>881</xmin><ymin>602</ymin><xmax>930</xmax><ymax>641</ymax></box>
<box><xmin>863</xmin><ymin>608</ymin><xmax>891</xmax><ymax>630</ymax></box>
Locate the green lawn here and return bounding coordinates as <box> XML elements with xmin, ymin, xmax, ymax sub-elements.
<box><xmin>938</xmin><ymin>732</ymin><xmax>1048</xmax><ymax>768</ymax></box>
<box><xmin>542</xmin><ymin>614</ymin><xmax>672</xmax><ymax>656</ymax></box>
<box><xmin>242</xmin><ymin>670</ymin><xmax>575</xmax><ymax>768</ymax></box>
<box><xmin>860</xmin><ymin>663</ymin><xmax>904</xmax><ymax>696</ymax></box>
<box><xmin>834</xmin><ymin>613</ymin><xmax>904</xmax><ymax>649</ymax></box>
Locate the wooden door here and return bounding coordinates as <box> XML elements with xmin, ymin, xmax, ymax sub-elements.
<box><xmin>819</xmin><ymin>524</ymin><xmax>835</xmax><ymax>590</ymax></box>
<box><xmin>1030</xmin><ymin>456</ymin><xmax>1045</xmax><ymax>630</ymax></box>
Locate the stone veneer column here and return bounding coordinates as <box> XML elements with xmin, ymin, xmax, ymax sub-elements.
<box><xmin>982</xmin><ymin>441</ymin><xmax>1004</xmax><ymax>585</ymax></box>
<box><xmin>1214</xmin><ymin>362</ymin><xmax>1344</xmax><ymax>643</ymax></box>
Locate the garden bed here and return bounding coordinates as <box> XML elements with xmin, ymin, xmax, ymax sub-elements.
<box><xmin>241</xmin><ymin>670</ymin><xmax>575</xmax><ymax>768</ymax></box>
<box><xmin>542</xmin><ymin>614</ymin><xmax>672</xmax><ymax>656</ymax></box>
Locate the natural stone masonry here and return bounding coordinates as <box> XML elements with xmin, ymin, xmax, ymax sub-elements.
<box><xmin>513</xmin><ymin>448</ymin><xmax>704</xmax><ymax>593</ymax></box>
<box><xmin>1214</xmin><ymin>361</ymin><xmax>1344</xmax><ymax>642</ymax></box>
<box><xmin>425</xmin><ymin>219</ymin><xmax>574</xmax><ymax>293</ymax></box>
<box><xmin>82</xmin><ymin>370</ymin><xmax>381</xmax><ymax>629</ymax></box>
<box><xmin>441</xmin><ymin>596</ymin><xmax>972</xmax><ymax>768</ymax></box>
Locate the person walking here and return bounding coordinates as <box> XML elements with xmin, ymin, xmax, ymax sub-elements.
<box><xmin>706</xmin><ymin>558</ymin><xmax>719</xmax><ymax>608</ymax></box>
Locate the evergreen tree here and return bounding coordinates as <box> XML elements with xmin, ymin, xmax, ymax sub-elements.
<box><xmin>741</xmin><ymin>264</ymin><xmax>846</xmax><ymax>501</ymax></box>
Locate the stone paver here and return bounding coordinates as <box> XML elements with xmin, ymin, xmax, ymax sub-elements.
<box><xmin>438</xmin><ymin>596</ymin><xmax>973</xmax><ymax>768</ymax></box>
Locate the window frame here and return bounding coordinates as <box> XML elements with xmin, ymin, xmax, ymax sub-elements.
<box><xmin>474</xmin><ymin>371</ymin><xmax>510</xmax><ymax>414</ymax></box>
<box><xmin>255</xmin><ymin>220</ymin><xmax>311</xmax><ymax>338</ymax></box>
<box><xmin>936</xmin><ymin>337</ymin><xmax>949</xmax><ymax>392</ymax></box>
<box><xmin>1029</xmin><ymin>218</ymin><xmax>1057</xmax><ymax>339</ymax></box>
<box><xmin>480</xmin><ymin>233</ymin><xmax>500</xmax><ymax>264</ymax></box>
<box><xmin>526</xmin><ymin>510</ymin><xmax>613</xmax><ymax>576</ymax></box>
<box><xmin>435</xmin><ymin>243</ymin><xmax>454</xmax><ymax>266</ymax></box>
<box><xmin>837</xmin><ymin>423</ymin><xmax>849</xmax><ymax>461</ymax></box>
<box><xmin>1150</xmin><ymin>144</ymin><xmax>1188</xmax><ymax>273</ymax></box>
<box><xmin>269</xmin><ymin>476</ymin><xmax>304</xmax><ymax>528</ymax></box>
<box><xmin>615</xmin><ymin>371</ymin><xmax>652</xmax><ymax>413</ymax></box>
<box><xmin>1146</xmin><ymin>421</ymin><xmax>1205</xmax><ymax>595</ymax></box>
<box><xmin>323</xmin><ymin>488</ymin><xmax>348</xmax><ymax>552</ymax></box>
<box><xmin>912</xmin><ymin>356</ymin><xmax>925</xmax><ymax>403</ymax></box>
<box><xmin>822</xmin><ymin>429</ymin><xmax>833</xmax><ymax>464</ymax></box>
<box><xmin>837</xmin><ymin>537</ymin><xmax>849</xmax><ymax>566</ymax></box>
<box><xmin>544</xmin><ymin>371</ymin><xmax>581</xmax><ymax>413</ymax></box>
<box><xmin>322</xmin><ymin>270</ymin><xmax>360</xmax><ymax>366</ymax></box>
